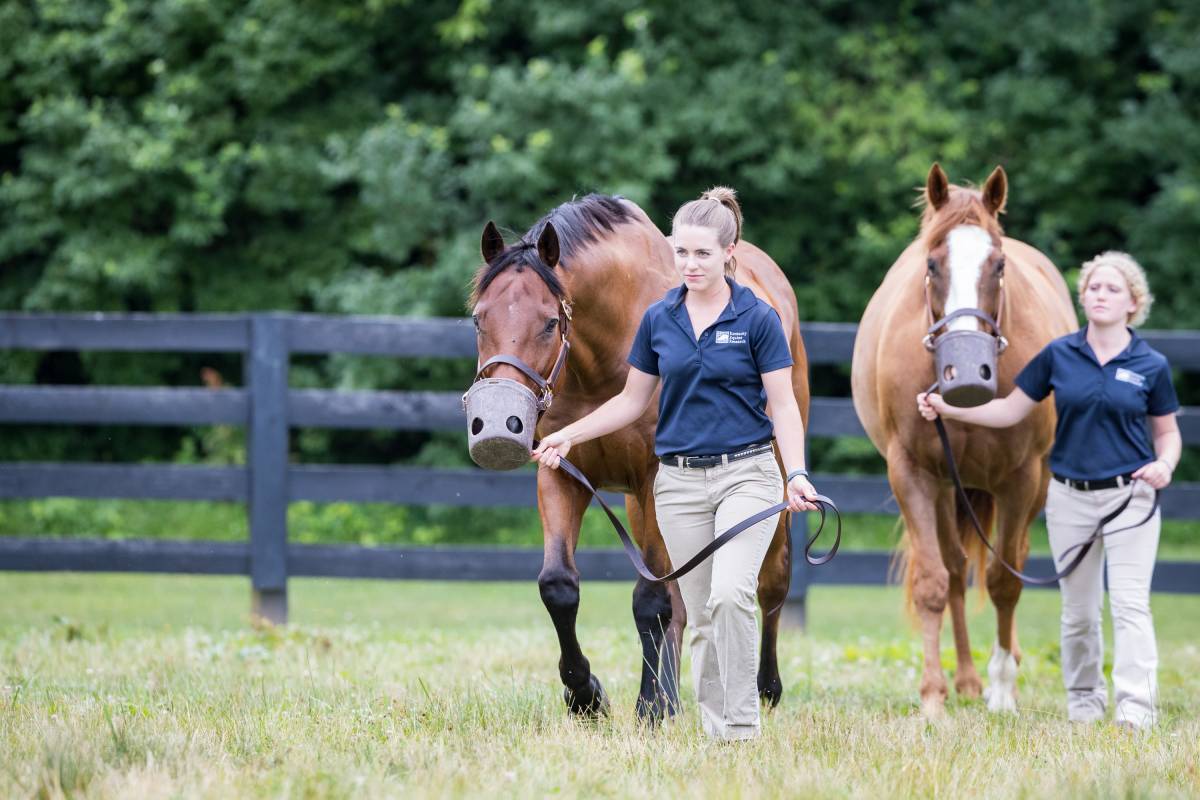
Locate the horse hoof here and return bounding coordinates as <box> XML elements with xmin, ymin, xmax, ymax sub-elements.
<box><xmin>985</xmin><ymin>646</ymin><xmax>1019</xmax><ymax>713</ymax></box>
<box><xmin>955</xmin><ymin>676</ymin><xmax>983</xmax><ymax>699</ymax></box>
<box><xmin>635</xmin><ymin>694</ymin><xmax>667</xmax><ymax>725</ymax></box>
<box><xmin>564</xmin><ymin>674</ymin><xmax>609</xmax><ymax>717</ymax></box>
<box><xmin>758</xmin><ymin>676</ymin><xmax>784</xmax><ymax>708</ymax></box>
<box><xmin>983</xmin><ymin>686</ymin><xmax>1018</xmax><ymax>714</ymax></box>
<box><xmin>920</xmin><ymin>697</ymin><xmax>946</xmax><ymax>719</ymax></box>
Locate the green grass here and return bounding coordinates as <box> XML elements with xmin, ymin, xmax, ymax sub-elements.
<box><xmin>1</xmin><ymin>573</ymin><xmax>1197</xmax><ymax>798</ymax></box>
<box><xmin>4</xmin><ymin>498</ymin><xmax>1200</xmax><ymax>559</ymax></box>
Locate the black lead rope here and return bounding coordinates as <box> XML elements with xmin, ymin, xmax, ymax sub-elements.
<box><xmin>549</xmin><ymin>450</ymin><xmax>842</xmax><ymax>586</ymax></box>
<box><xmin>927</xmin><ymin>385</ymin><xmax>1159</xmax><ymax>585</ymax></box>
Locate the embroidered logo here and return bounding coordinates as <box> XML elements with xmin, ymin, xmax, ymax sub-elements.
<box><xmin>1114</xmin><ymin>368</ymin><xmax>1146</xmax><ymax>387</ymax></box>
<box><xmin>714</xmin><ymin>330</ymin><xmax>748</xmax><ymax>344</ymax></box>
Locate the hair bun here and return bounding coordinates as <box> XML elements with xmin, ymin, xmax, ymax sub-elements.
<box><xmin>701</xmin><ymin>186</ymin><xmax>737</xmax><ymax>205</ymax></box>
<box><xmin>700</xmin><ymin>186</ymin><xmax>742</xmax><ymax>243</ymax></box>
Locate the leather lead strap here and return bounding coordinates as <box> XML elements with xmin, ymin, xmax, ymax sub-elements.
<box><xmin>552</xmin><ymin>451</ymin><xmax>842</xmax><ymax>585</ymax></box>
<box><xmin>928</xmin><ymin>389</ymin><xmax>1158</xmax><ymax>586</ymax></box>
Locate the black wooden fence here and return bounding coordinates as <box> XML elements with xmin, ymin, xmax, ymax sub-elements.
<box><xmin>1</xmin><ymin>313</ymin><xmax>1198</xmax><ymax>624</ymax></box>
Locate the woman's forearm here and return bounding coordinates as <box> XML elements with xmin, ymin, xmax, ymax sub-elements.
<box><xmin>1154</xmin><ymin>430</ymin><xmax>1182</xmax><ymax>471</ymax></box>
<box><xmin>940</xmin><ymin>391</ymin><xmax>1036</xmax><ymax>428</ymax></box>
<box><xmin>769</xmin><ymin>401</ymin><xmax>807</xmax><ymax>475</ymax></box>
<box><xmin>557</xmin><ymin>393</ymin><xmax>648</xmax><ymax>446</ymax></box>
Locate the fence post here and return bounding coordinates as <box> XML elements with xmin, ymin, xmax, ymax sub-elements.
<box><xmin>782</xmin><ymin>437</ymin><xmax>812</xmax><ymax>630</ymax></box>
<box><xmin>782</xmin><ymin>509</ymin><xmax>809</xmax><ymax>630</ymax></box>
<box><xmin>247</xmin><ymin>315</ymin><xmax>289</xmax><ymax>624</ymax></box>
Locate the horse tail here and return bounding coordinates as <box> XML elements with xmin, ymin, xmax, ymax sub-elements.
<box><xmin>959</xmin><ymin>488</ymin><xmax>993</xmax><ymax>601</ymax></box>
<box><xmin>888</xmin><ymin>516</ymin><xmax>917</xmax><ymax>621</ymax></box>
<box><xmin>891</xmin><ymin>488</ymin><xmax>993</xmax><ymax>618</ymax></box>
<box><xmin>960</xmin><ymin>489</ymin><xmax>988</xmax><ymax>599</ymax></box>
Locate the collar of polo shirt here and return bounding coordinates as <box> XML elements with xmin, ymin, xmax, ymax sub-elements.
<box><xmin>665</xmin><ymin>276</ymin><xmax>756</xmax><ymax>315</ymax></box>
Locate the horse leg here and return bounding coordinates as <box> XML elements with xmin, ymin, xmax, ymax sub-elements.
<box><xmin>756</xmin><ymin>515</ymin><xmax>790</xmax><ymax>708</ymax></box>
<box><xmin>537</xmin><ymin>468</ymin><xmax>608</xmax><ymax>716</ymax></box>
<box><xmin>889</xmin><ymin>445</ymin><xmax>950</xmax><ymax>717</ymax></box>
<box><xmin>983</xmin><ymin>466</ymin><xmax>1041</xmax><ymax>713</ymax></box>
<box><xmin>943</xmin><ymin>488</ymin><xmax>985</xmax><ymax>699</ymax></box>
<box><xmin>627</xmin><ymin>489</ymin><xmax>684</xmax><ymax>723</ymax></box>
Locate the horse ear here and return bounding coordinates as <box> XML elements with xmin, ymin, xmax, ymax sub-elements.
<box><xmin>926</xmin><ymin>163</ymin><xmax>950</xmax><ymax>211</ymax></box>
<box><xmin>982</xmin><ymin>166</ymin><xmax>1008</xmax><ymax>216</ymax></box>
<box><xmin>537</xmin><ymin>222</ymin><xmax>560</xmax><ymax>269</ymax></box>
<box><xmin>481</xmin><ymin>221</ymin><xmax>505</xmax><ymax>263</ymax></box>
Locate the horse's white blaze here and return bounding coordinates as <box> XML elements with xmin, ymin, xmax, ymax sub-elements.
<box><xmin>984</xmin><ymin>642</ymin><xmax>1019</xmax><ymax>713</ymax></box>
<box><xmin>945</xmin><ymin>226</ymin><xmax>993</xmax><ymax>332</ymax></box>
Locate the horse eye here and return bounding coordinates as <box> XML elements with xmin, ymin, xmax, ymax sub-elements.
<box><xmin>472</xmin><ymin>314</ymin><xmax>481</xmax><ymax>331</ymax></box>
<box><xmin>543</xmin><ymin>318</ymin><xmax>559</xmax><ymax>334</ymax></box>
<box><xmin>926</xmin><ymin>257</ymin><xmax>938</xmax><ymax>274</ymax></box>
<box><xmin>995</xmin><ymin>256</ymin><xmax>1006</xmax><ymax>273</ymax></box>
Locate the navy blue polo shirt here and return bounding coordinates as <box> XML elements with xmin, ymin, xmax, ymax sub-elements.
<box><xmin>627</xmin><ymin>277</ymin><xmax>793</xmax><ymax>457</ymax></box>
<box><xmin>1015</xmin><ymin>327</ymin><xmax>1179</xmax><ymax>481</ymax></box>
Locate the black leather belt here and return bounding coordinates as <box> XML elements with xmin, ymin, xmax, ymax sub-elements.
<box><xmin>1053</xmin><ymin>472</ymin><xmax>1137</xmax><ymax>492</ymax></box>
<box><xmin>659</xmin><ymin>442</ymin><xmax>773</xmax><ymax>469</ymax></box>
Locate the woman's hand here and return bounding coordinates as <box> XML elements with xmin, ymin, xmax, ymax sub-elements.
<box><xmin>917</xmin><ymin>391</ymin><xmax>948</xmax><ymax>421</ymax></box>
<box><xmin>787</xmin><ymin>475</ymin><xmax>820</xmax><ymax>513</ymax></box>
<box><xmin>531</xmin><ymin>431</ymin><xmax>572</xmax><ymax>469</ymax></box>
<box><xmin>1132</xmin><ymin>459</ymin><xmax>1173</xmax><ymax>490</ymax></box>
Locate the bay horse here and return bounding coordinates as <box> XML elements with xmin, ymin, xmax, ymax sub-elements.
<box><xmin>851</xmin><ymin>165</ymin><xmax>1076</xmax><ymax>716</ymax></box>
<box><xmin>467</xmin><ymin>194</ymin><xmax>809</xmax><ymax>720</ymax></box>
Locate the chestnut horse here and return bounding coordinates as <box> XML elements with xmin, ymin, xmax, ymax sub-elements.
<box><xmin>851</xmin><ymin>165</ymin><xmax>1076</xmax><ymax>716</ymax></box>
<box><xmin>468</xmin><ymin>194</ymin><xmax>809</xmax><ymax>720</ymax></box>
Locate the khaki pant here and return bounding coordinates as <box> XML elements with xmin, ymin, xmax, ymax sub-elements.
<box><xmin>654</xmin><ymin>452</ymin><xmax>783</xmax><ymax>741</ymax></box>
<box><xmin>1045</xmin><ymin>478</ymin><xmax>1161</xmax><ymax>728</ymax></box>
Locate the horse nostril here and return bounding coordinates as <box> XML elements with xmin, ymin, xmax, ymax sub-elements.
<box><xmin>979</xmin><ymin>364</ymin><xmax>992</xmax><ymax>381</ymax></box>
<box><xmin>943</xmin><ymin>365</ymin><xmax>958</xmax><ymax>382</ymax></box>
<box><xmin>506</xmin><ymin>416</ymin><xmax>523</xmax><ymax>434</ymax></box>
<box><xmin>471</xmin><ymin>418</ymin><xmax>484</xmax><ymax>435</ymax></box>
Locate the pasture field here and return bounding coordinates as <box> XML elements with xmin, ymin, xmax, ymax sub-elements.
<box><xmin>1</xmin><ymin>574</ymin><xmax>1197</xmax><ymax>799</ymax></box>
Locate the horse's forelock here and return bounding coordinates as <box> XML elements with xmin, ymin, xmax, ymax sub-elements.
<box><xmin>920</xmin><ymin>188</ymin><xmax>1003</xmax><ymax>250</ymax></box>
<box><xmin>470</xmin><ymin>240</ymin><xmax>563</xmax><ymax>308</ymax></box>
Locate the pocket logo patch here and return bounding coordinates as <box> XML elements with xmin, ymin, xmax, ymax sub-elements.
<box><xmin>1114</xmin><ymin>368</ymin><xmax>1146</xmax><ymax>387</ymax></box>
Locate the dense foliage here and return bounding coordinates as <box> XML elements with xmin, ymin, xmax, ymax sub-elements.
<box><xmin>2</xmin><ymin>0</ymin><xmax>1197</xmax><ymax>468</ymax></box>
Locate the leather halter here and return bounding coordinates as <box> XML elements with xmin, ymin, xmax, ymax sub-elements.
<box><xmin>922</xmin><ymin>273</ymin><xmax>1009</xmax><ymax>354</ymax></box>
<box><xmin>462</xmin><ymin>298</ymin><xmax>574</xmax><ymax>414</ymax></box>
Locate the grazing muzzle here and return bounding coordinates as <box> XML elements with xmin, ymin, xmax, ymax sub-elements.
<box><xmin>932</xmin><ymin>329</ymin><xmax>999</xmax><ymax>407</ymax></box>
<box><xmin>462</xmin><ymin>298</ymin><xmax>573</xmax><ymax>471</ymax></box>
<box><xmin>923</xmin><ymin>307</ymin><xmax>1008</xmax><ymax>408</ymax></box>
<box><xmin>463</xmin><ymin>378</ymin><xmax>540</xmax><ymax>471</ymax></box>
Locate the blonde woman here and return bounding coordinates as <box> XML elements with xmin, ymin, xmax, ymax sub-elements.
<box><xmin>533</xmin><ymin>187</ymin><xmax>817</xmax><ymax>741</ymax></box>
<box><xmin>919</xmin><ymin>251</ymin><xmax>1181</xmax><ymax>730</ymax></box>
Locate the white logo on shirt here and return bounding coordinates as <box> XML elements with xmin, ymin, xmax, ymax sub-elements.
<box><xmin>1114</xmin><ymin>368</ymin><xmax>1146</xmax><ymax>387</ymax></box>
<box><xmin>714</xmin><ymin>330</ymin><xmax>747</xmax><ymax>344</ymax></box>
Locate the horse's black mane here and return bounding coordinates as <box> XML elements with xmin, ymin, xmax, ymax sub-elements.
<box><xmin>475</xmin><ymin>194</ymin><xmax>633</xmax><ymax>300</ymax></box>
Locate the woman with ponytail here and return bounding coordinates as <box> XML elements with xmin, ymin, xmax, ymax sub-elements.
<box><xmin>533</xmin><ymin>187</ymin><xmax>817</xmax><ymax>741</ymax></box>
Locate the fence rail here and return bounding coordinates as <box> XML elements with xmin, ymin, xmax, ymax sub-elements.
<box><xmin>2</xmin><ymin>313</ymin><xmax>1198</xmax><ymax>622</ymax></box>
